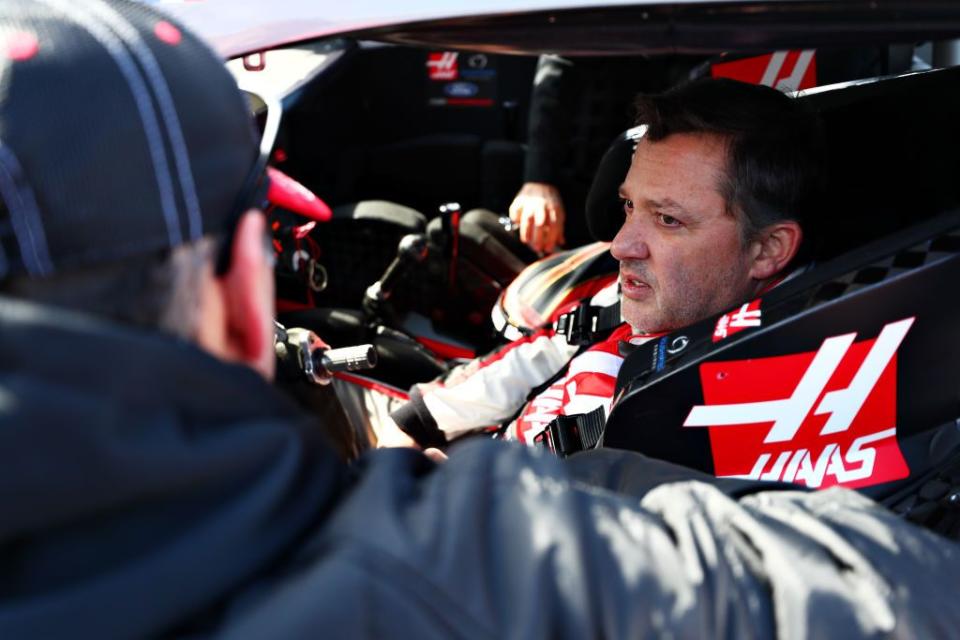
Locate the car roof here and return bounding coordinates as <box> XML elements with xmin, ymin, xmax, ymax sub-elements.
<box><xmin>149</xmin><ymin>0</ymin><xmax>960</xmax><ymax>59</ymax></box>
<box><xmin>143</xmin><ymin>0</ymin><xmax>648</xmax><ymax>58</ymax></box>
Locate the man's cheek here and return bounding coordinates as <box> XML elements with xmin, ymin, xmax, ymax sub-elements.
<box><xmin>665</xmin><ymin>264</ymin><xmax>705</xmax><ymax>323</ymax></box>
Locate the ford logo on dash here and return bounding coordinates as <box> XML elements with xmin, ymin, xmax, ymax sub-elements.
<box><xmin>444</xmin><ymin>82</ymin><xmax>479</xmax><ymax>97</ymax></box>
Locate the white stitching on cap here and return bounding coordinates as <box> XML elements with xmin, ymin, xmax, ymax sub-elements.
<box><xmin>36</xmin><ymin>0</ymin><xmax>183</xmax><ymax>246</ymax></box>
<box><xmin>0</xmin><ymin>144</ymin><xmax>54</xmax><ymax>277</ymax></box>
<box><xmin>85</xmin><ymin>0</ymin><xmax>203</xmax><ymax>240</ymax></box>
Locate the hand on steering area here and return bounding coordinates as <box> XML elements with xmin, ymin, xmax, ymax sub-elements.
<box><xmin>509</xmin><ymin>182</ymin><xmax>566</xmax><ymax>255</ymax></box>
<box><xmin>374</xmin><ymin>418</ymin><xmax>448</xmax><ymax>463</ymax></box>
<box><xmin>375</xmin><ymin>416</ymin><xmax>418</xmax><ymax>448</ymax></box>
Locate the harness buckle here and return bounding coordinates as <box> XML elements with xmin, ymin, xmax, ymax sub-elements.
<box><xmin>533</xmin><ymin>407</ymin><xmax>607</xmax><ymax>458</ymax></box>
<box><xmin>555</xmin><ymin>305</ymin><xmax>601</xmax><ymax>346</ymax></box>
<box><xmin>534</xmin><ymin>415</ymin><xmax>583</xmax><ymax>456</ymax></box>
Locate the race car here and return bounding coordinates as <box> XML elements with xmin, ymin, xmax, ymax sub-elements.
<box><xmin>162</xmin><ymin>0</ymin><xmax>933</xmax><ymax>362</ymax></box>
<box><xmin>157</xmin><ymin>0</ymin><xmax>960</xmax><ymax>536</ymax></box>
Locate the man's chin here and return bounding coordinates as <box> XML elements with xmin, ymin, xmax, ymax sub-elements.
<box><xmin>621</xmin><ymin>299</ymin><xmax>665</xmax><ymax>335</ymax></box>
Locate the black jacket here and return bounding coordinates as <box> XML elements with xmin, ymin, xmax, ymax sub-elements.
<box><xmin>1</xmin><ymin>296</ymin><xmax>958</xmax><ymax>638</ymax></box>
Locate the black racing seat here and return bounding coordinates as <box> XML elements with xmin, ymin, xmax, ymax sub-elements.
<box><xmin>584</xmin><ymin>125</ymin><xmax>645</xmax><ymax>243</ymax></box>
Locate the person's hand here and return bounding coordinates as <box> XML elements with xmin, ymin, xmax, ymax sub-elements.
<box><xmin>374</xmin><ymin>416</ymin><xmax>419</xmax><ymax>449</ymax></box>
<box><xmin>423</xmin><ymin>448</ymin><xmax>448</xmax><ymax>463</ymax></box>
<box><xmin>374</xmin><ymin>419</ymin><xmax>448</xmax><ymax>463</ymax></box>
<box><xmin>508</xmin><ymin>182</ymin><xmax>566</xmax><ymax>254</ymax></box>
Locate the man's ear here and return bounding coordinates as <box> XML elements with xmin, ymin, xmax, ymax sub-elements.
<box><xmin>220</xmin><ymin>210</ymin><xmax>276</xmax><ymax>379</ymax></box>
<box><xmin>749</xmin><ymin>221</ymin><xmax>803</xmax><ymax>281</ymax></box>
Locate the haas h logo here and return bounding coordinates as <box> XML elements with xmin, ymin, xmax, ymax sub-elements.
<box><xmin>711</xmin><ymin>50</ymin><xmax>817</xmax><ymax>92</ymax></box>
<box><xmin>713</xmin><ymin>299</ymin><xmax>762</xmax><ymax>342</ymax></box>
<box><xmin>427</xmin><ymin>52</ymin><xmax>459</xmax><ymax>81</ymax></box>
<box><xmin>684</xmin><ymin>318</ymin><xmax>914</xmax><ymax>489</ymax></box>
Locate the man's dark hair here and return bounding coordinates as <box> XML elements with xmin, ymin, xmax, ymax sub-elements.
<box><xmin>634</xmin><ymin>77</ymin><xmax>825</xmax><ymax>242</ymax></box>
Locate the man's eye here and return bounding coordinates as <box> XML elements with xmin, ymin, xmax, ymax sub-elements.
<box><xmin>657</xmin><ymin>213</ymin><xmax>682</xmax><ymax>227</ymax></box>
<box><xmin>621</xmin><ymin>198</ymin><xmax>634</xmax><ymax>215</ymax></box>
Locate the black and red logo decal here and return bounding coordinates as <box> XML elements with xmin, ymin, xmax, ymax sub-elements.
<box><xmin>427</xmin><ymin>51</ymin><xmax>459</xmax><ymax>81</ymax></box>
<box><xmin>711</xmin><ymin>50</ymin><xmax>817</xmax><ymax>91</ymax></box>
<box><xmin>685</xmin><ymin>318</ymin><xmax>913</xmax><ymax>489</ymax></box>
<box><xmin>713</xmin><ymin>299</ymin><xmax>763</xmax><ymax>343</ymax></box>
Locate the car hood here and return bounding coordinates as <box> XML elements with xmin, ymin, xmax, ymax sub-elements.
<box><xmin>146</xmin><ymin>0</ymin><xmax>960</xmax><ymax>59</ymax></box>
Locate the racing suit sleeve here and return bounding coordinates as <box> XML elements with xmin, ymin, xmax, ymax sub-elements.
<box><xmin>390</xmin><ymin>329</ymin><xmax>579</xmax><ymax>446</ymax></box>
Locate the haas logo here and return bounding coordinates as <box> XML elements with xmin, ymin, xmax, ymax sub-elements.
<box><xmin>711</xmin><ymin>50</ymin><xmax>817</xmax><ymax>91</ymax></box>
<box><xmin>684</xmin><ymin>318</ymin><xmax>913</xmax><ymax>489</ymax></box>
<box><xmin>427</xmin><ymin>52</ymin><xmax>459</xmax><ymax>81</ymax></box>
<box><xmin>713</xmin><ymin>299</ymin><xmax>762</xmax><ymax>342</ymax></box>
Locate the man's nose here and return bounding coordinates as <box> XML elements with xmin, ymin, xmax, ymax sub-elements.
<box><xmin>610</xmin><ymin>216</ymin><xmax>650</xmax><ymax>261</ymax></box>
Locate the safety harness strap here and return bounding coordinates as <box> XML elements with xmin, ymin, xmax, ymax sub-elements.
<box><xmin>534</xmin><ymin>405</ymin><xmax>606</xmax><ymax>457</ymax></box>
<box><xmin>555</xmin><ymin>301</ymin><xmax>621</xmax><ymax>346</ymax></box>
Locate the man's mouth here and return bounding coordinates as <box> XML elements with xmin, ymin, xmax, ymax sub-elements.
<box><xmin>620</xmin><ymin>272</ymin><xmax>652</xmax><ymax>299</ymax></box>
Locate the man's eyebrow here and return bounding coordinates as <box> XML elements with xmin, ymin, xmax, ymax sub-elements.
<box><xmin>616</xmin><ymin>189</ymin><xmax>691</xmax><ymax>215</ymax></box>
<box><xmin>643</xmin><ymin>197</ymin><xmax>688</xmax><ymax>214</ymax></box>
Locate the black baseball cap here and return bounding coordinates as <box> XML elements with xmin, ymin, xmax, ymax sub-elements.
<box><xmin>0</xmin><ymin>0</ymin><xmax>327</xmax><ymax>279</ymax></box>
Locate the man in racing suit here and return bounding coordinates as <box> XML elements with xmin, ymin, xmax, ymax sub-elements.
<box><xmin>386</xmin><ymin>78</ymin><xmax>817</xmax><ymax>449</ymax></box>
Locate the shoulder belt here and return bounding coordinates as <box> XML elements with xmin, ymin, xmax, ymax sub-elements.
<box><xmin>554</xmin><ymin>300</ymin><xmax>621</xmax><ymax>346</ymax></box>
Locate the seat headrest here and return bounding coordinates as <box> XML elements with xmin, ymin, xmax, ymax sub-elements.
<box><xmin>585</xmin><ymin>126</ymin><xmax>645</xmax><ymax>242</ymax></box>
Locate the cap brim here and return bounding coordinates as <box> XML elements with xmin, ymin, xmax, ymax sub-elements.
<box><xmin>265</xmin><ymin>166</ymin><xmax>332</xmax><ymax>222</ymax></box>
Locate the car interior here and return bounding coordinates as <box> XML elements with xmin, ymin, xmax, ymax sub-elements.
<box><xmin>256</xmin><ymin>40</ymin><xmax>955</xmax><ymax>343</ymax></box>
<box><xmin>195</xmin><ymin>0</ymin><xmax>960</xmax><ymax>540</ymax></box>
